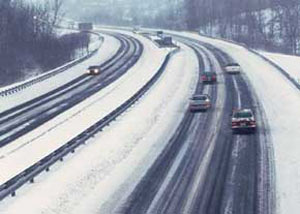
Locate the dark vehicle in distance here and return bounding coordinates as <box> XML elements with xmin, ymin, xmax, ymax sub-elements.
<box><xmin>189</xmin><ymin>94</ymin><xmax>211</xmax><ymax>112</ymax></box>
<box><xmin>157</xmin><ymin>30</ymin><xmax>163</xmax><ymax>37</ymax></box>
<box><xmin>87</xmin><ymin>65</ymin><xmax>101</xmax><ymax>75</ymax></box>
<box><xmin>201</xmin><ymin>72</ymin><xmax>217</xmax><ymax>84</ymax></box>
<box><xmin>78</xmin><ymin>22</ymin><xmax>93</xmax><ymax>31</ymax></box>
<box><xmin>132</xmin><ymin>26</ymin><xmax>141</xmax><ymax>33</ymax></box>
<box><xmin>162</xmin><ymin>36</ymin><xmax>173</xmax><ymax>45</ymax></box>
<box><xmin>231</xmin><ymin>109</ymin><xmax>256</xmax><ymax>133</ymax></box>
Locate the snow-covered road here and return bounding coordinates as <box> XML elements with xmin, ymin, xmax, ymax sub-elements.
<box><xmin>2</xmin><ymin>27</ymin><xmax>300</xmax><ymax>214</ymax></box>
<box><xmin>0</xmin><ymin>31</ymin><xmax>199</xmax><ymax>214</ymax></box>
<box><xmin>172</xmin><ymin>31</ymin><xmax>300</xmax><ymax>214</ymax></box>
<box><xmin>0</xmin><ymin>33</ymin><xmax>117</xmax><ymax>114</ymax></box>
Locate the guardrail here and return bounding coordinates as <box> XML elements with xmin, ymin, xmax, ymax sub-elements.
<box><xmin>0</xmin><ymin>33</ymin><xmax>103</xmax><ymax>97</ymax></box>
<box><xmin>0</xmin><ymin>34</ymin><xmax>139</xmax><ymax>149</ymax></box>
<box><xmin>0</xmin><ymin>49</ymin><xmax>179</xmax><ymax>201</ymax></box>
<box><xmin>246</xmin><ymin>49</ymin><xmax>300</xmax><ymax>90</ymax></box>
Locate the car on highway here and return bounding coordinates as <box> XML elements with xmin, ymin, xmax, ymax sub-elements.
<box><xmin>87</xmin><ymin>65</ymin><xmax>101</xmax><ymax>75</ymax></box>
<box><xmin>189</xmin><ymin>94</ymin><xmax>211</xmax><ymax>112</ymax></box>
<box><xmin>231</xmin><ymin>108</ymin><xmax>256</xmax><ymax>133</ymax></box>
<box><xmin>132</xmin><ymin>26</ymin><xmax>140</xmax><ymax>33</ymax></box>
<box><xmin>201</xmin><ymin>72</ymin><xmax>217</xmax><ymax>84</ymax></box>
<box><xmin>224</xmin><ymin>62</ymin><xmax>241</xmax><ymax>74</ymax></box>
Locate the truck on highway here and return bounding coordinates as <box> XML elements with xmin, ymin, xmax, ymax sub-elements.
<box><xmin>78</xmin><ymin>22</ymin><xmax>93</xmax><ymax>31</ymax></box>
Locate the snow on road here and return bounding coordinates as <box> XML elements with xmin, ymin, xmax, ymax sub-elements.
<box><xmin>0</xmin><ymin>33</ymin><xmax>200</xmax><ymax>214</ymax></box>
<box><xmin>5</xmin><ymin>27</ymin><xmax>300</xmax><ymax>214</ymax></box>
<box><xmin>171</xmin><ymin>31</ymin><xmax>300</xmax><ymax>214</ymax></box>
<box><xmin>0</xmin><ymin>32</ymin><xmax>167</xmax><ymax>184</ymax></box>
<box><xmin>0</xmin><ymin>33</ymin><xmax>117</xmax><ymax>114</ymax></box>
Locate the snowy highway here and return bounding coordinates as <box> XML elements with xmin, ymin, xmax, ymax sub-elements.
<box><xmin>0</xmin><ymin>27</ymin><xmax>300</xmax><ymax>214</ymax></box>
<box><xmin>119</xmin><ymin>33</ymin><xmax>271</xmax><ymax>214</ymax></box>
<box><xmin>0</xmin><ymin>33</ymin><xmax>142</xmax><ymax>148</ymax></box>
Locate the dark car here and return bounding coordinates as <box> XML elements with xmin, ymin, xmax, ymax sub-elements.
<box><xmin>231</xmin><ymin>109</ymin><xmax>256</xmax><ymax>133</ymax></box>
<box><xmin>201</xmin><ymin>72</ymin><xmax>217</xmax><ymax>83</ymax></box>
<box><xmin>189</xmin><ymin>94</ymin><xmax>211</xmax><ymax>112</ymax></box>
<box><xmin>87</xmin><ymin>65</ymin><xmax>101</xmax><ymax>75</ymax></box>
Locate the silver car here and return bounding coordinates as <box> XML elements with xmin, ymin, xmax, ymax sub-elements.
<box><xmin>189</xmin><ymin>94</ymin><xmax>211</xmax><ymax>112</ymax></box>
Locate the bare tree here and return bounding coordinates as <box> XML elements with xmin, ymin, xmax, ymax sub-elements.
<box><xmin>51</xmin><ymin>0</ymin><xmax>64</xmax><ymax>27</ymax></box>
<box><xmin>0</xmin><ymin>0</ymin><xmax>90</xmax><ymax>86</ymax></box>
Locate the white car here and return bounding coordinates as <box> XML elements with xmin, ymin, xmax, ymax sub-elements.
<box><xmin>224</xmin><ymin>63</ymin><xmax>241</xmax><ymax>74</ymax></box>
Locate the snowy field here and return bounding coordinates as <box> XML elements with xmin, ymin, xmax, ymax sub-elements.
<box><xmin>0</xmin><ymin>31</ymin><xmax>198</xmax><ymax>214</ymax></box>
<box><xmin>169</xmin><ymin>31</ymin><xmax>300</xmax><ymax>214</ymax></box>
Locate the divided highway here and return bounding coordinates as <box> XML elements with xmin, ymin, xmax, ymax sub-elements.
<box><xmin>0</xmin><ymin>31</ymin><xmax>176</xmax><ymax>202</ymax></box>
<box><xmin>0</xmin><ymin>32</ymin><xmax>143</xmax><ymax>148</ymax></box>
<box><xmin>0</xmin><ymin>29</ymin><xmax>274</xmax><ymax>214</ymax></box>
<box><xmin>120</xmin><ymin>34</ymin><xmax>273</xmax><ymax>214</ymax></box>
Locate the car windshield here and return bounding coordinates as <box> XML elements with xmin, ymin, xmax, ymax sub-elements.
<box><xmin>88</xmin><ymin>66</ymin><xmax>99</xmax><ymax>69</ymax></box>
<box><xmin>233</xmin><ymin>111</ymin><xmax>253</xmax><ymax>118</ymax></box>
<box><xmin>203</xmin><ymin>72</ymin><xmax>216</xmax><ymax>76</ymax></box>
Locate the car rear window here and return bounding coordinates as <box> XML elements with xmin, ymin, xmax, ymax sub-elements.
<box><xmin>227</xmin><ymin>63</ymin><xmax>239</xmax><ymax>66</ymax></box>
<box><xmin>203</xmin><ymin>72</ymin><xmax>216</xmax><ymax>76</ymax></box>
<box><xmin>233</xmin><ymin>111</ymin><xmax>253</xmax><ymax>118</ymax></box>
<box><xmin>89</xmin><ymin>66</ymin><xmax>99</xmax><ymax>69</ymax></box>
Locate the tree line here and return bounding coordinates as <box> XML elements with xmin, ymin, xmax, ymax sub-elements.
<box><xmin>184</xmin><ymin>0</ymin><xmax>300</xmax><ymax>54</ymax></box>
<box><xmin>69</xmin><ymin>0</ymin><xmax>300</xmax><ymax>54</ymax></box>
<box><xmin>0</xmin><ymin>0</ymin><xmax>90</xmax><ymax>86</ymax></box>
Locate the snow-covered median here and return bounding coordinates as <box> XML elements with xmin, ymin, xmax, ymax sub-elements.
<box><xmin>0</xmin><ymin>40</ymin><xmax>198</xmax><ymax>213</ymax></box>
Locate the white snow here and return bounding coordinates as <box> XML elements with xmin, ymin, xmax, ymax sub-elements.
<box><xmin>259</xmin><ymin>51</ymin><xmax>300</xmax><ymax>84</ymax></box>
<box><xmin>167</xmin><ymin>31</ymin><xmax>300</xmax><ymax>214</ymax></box>
<box><xmin>0</xmin><ymin>32</ymin><xmax>200</xmax><ymax>214</ymax></box>
<box><xmin>0</xmin><ymin>33</ymin><xmax>117</xmax><ymax>114</ymax></box>
<box><xmin>0</xmin><ymin>32</ymin><xmax>168</xmax><ymax>184</ymax></box>
<box><xmin>5</xmin><ymin>26</ymin><xmax>300</xmax><ymax>214</ymax></box>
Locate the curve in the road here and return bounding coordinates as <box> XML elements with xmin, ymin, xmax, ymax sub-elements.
<box><xmin>119</xmin><ymin>34</ymin><xmax>272</xmax><ymax>214</ymax></box>
<box><xmin>0</xmin><ymin>33</ymin><xmax>143</xmax><ymax>148</ymax></box>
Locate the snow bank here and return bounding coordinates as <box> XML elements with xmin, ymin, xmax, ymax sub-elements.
<box><xmin>260</xmin><ymin>51</ymin><xmax>300</xmax><ymax>84</ymax></box>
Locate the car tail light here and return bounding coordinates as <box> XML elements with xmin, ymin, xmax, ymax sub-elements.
<box><xmin>202</xmin><ymin>76</ymin><xmax>207</xmax><ymax>80</ymax></box>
